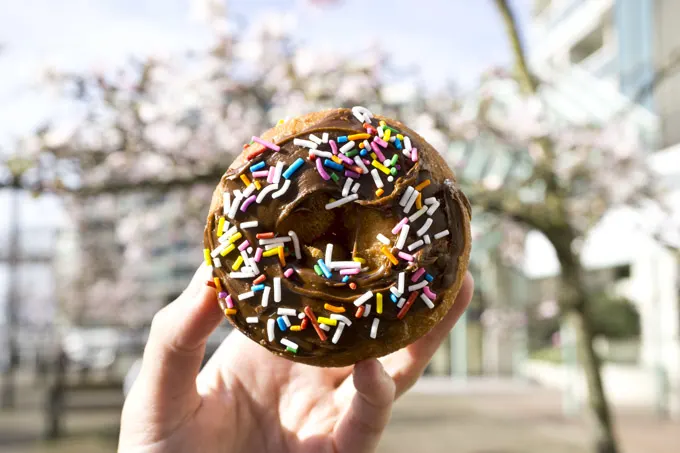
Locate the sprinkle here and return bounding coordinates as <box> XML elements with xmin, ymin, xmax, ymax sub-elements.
<box><xmin>251</xmin><ymin>136</ymin><xmax>280</xmax><ymax>152</ymax></box>
<box><xmin>213</xmin><ymin>277</ymin><xmax>222</xmax><ymax>292</ymax></box>
<box><xmin>427</xmin><ymin>201</ymin><xmax>441</xmax><ymax>216</ymax></box>
<box><xmin>424</xmin><ymin>197</ymin><xmax>437</xmax><ymax>205</ymax></box>
<box><xmin>397</xmin><ymin>297</ymin><xmax>406</xmax><ymax>308</ymax></box>
<box><xmin>324</xmin><ymin>244</ymin><xmax>334</xmax><ymax>264</ymax></box>
<box><xmin>399</xmin><ymin>186</ymin><xmax>415</xmax><ymax>206</ymax></box>
<box><xmin>390</xmin><ymin>294</ymin><xmax>398</xmax><ymax>303</ymax></box>
<box><xmin>231</xmin><ymin>270</ymin><xmax>255</xmax><ymax>279</ymax></box>
<box><xmin>353</xmin><ymin>290</ymin><xmax>374</xmax><ymax>307</ymax></box>
<box><xmin>246</xmin><ymin>144</ymin><xmax>266</xmax><ymax>160</ymax></box>
<box><xmin>370</xmin><ymin>318</ymin><xmax>380</xmax><ymax>339</ymax></box>
<box><xmin>409</xmin><ymin>206</ymin><xmax>428</xmax><ymax>222</ymax></box>
<box><xmin>325</xmin><ymin>194</ymin><xmax>358</xmax><ymax>210</ymax></box>
<box><xmin>272</xmin><ymin>180</ymin><xmax>291</xmax><ymax>199</ymax></box>
<box><xmin>409</xmin><ymin>280</ymin><xmax>428</xmax><ymax>292</ymax></box>
<box><xmin>241</xmin><ymin>221</ymin><xmax>259</xmax><ymax>229</ymax></box>
<box><xmin>330</xmin><ymin>173</ymin><xmax>339</xmax><ymax>182</ymax></box>
<box><xmin>314</xmin><ymin>264</ymin><xmax>323</xmax><ymax>276</ymax></box>
<box><xmin>434</xmin><ymin>229</ymin><xmax>450</xmax><ymax>239</ymax></box>
<box><xmin>376</xmin><ymin>233</ymin><xmax>390</xmax><ymax>245</ymax></box>
<box><xmin>253</xmin><ymin>275</ymin><xmax>266</xmax><ymax>285</ymax></box>
<box><xmin>415</xmin><ymin>180</ymin><xmax>431</xmax><ymax>191</ymax></box>
<box><xmin>246</xmin><ymin>317</ymin><xmax>259</xmax><ymax>324</ymax></box>
<box><xmin>256</xmin><ymin>184</ymin><xmax>278</xmax><ymax>203</ymax></box>
<box><xmin>277</xmin><ymin>317</ymin><xmax>288</xmax><ymax>331</ymax></box>
<box><xmin>331</xmin><ymin>322</ymin><xmax>346</xmax><ymax>344</ymax></box>
<box><xmin>293</xmin><ymin>138</ymin><xmax>318</xmax><ymax>149</ymax></box>
<box><xmin>363</xmin><ymin>304</ymin><xmax>372</xmax><ymax>317</ymax></box>
<box><xmin>240</xmin><ymin>174</ymin><xmax>252</xmax><ymax>187</ymax></box>
<box><xmin>355</xmin><ymin>306</ymin><xmax>365</xmax><ymax>318</ymax></box>
<box><xmin>390</xmin><ymin>286</ymin><xmax>403</xmax><ymax>298</ymax></box>
<box><xmin>397</xmin><ymin>291</ymin><xmax>419</xmax><ymax>319</ymax></box>
<box><xmin>309</xmin><ymin>134</ymin><xmax>323</xmax><ymax>144</ymax></box>
<box><xmin>283</xmin><ymin>268</ymin><xmax>294</xmax><ymax>278</ymax></box>
<box><xmin>323</xmin><ymin>158</ymin><xmax>344</xmax><ymax>172</ymax></box>
<box><xmin>232</xmin><ymin>255</ymin><xmax>244</xmax><ymax>271</ymax></box>
<box><xmin>377</xmin><ymin>293</ymin><xmax>383</xmax><ymax>314</ymax></box>
<box><xmin>398</xmin><ymin>272</ymin><xmax>406</xmax><ymax>293</ymax></box>
<box><xmin>375</xmin><ymin>188</ymin><xmax>384</xmax><ymax>197</ymax></box>
<box><xmin>267</xmin><ymin>319</ymin><xmax>276</xmax><ymax>341</ymax></box>
<box><xmin>319</xmin><ymin>323</ymin><xmax>331</xmax><ymax>332</ymax></box>
<box><xmin>353</xmin><ymin>156</ymin><xmax>368</xmax><ymax>173</ymax></box>
<box><xmin>271</xmin><ymin>277</ymin><xmax>281</xmax><ymax>303</ymax></box>
<box><xmin>411</xmin><ymin>268</ymin><xmax>426</xmax><ymax>282</ymax></box>
<box><xmin>310</xmin><ymin>150</ymin><xmax>333</xmax><ymax>159</ymax></box>
<box><xmin>424</xmin><ymin>234</ymin><xmax>431</xmax><ymax>245</ymax></box>
<box><xmin>219</xmin><ymin>244</ymin><xmax>236</xmax><ymax>257</ymax></box>
<box><xmin>250</xmin><ymin>161</ymin><xmax>266</xmax><ymax>172</ymax></box>
<box><xmin>349</xmin><ymin>282</ymin><xmax>357</xmax><ymax>290</ymax></box>
<box><xmin>394</xmin><ymin>137</ymin><xmax>402</xmax><ymax>149</ymax></box>
<box><xmin>318</xmin><ymin>317</ymin><xmax>337</xmax><ymax>326</ymax></box>
<box><xmin>370</xmin><ymin>169</ymin><xmax>384</xmax><ymax>188</ymax></box>
<box><xmin>322</xmin><ymin>132</ymin><xmax>329</xmax><ymax>143</ymax></box>
<box><xmin>415</xmin><ymin>193</ymin><xmax>423</xmax><ymax>209</ymax></box>
<box><xmin>341</xmin><ymin>275</ymin><xmax>350</xmax><ymax>282</ymax></box>
<box><xmin>216</xmin><ymin>217</ymin><xmax>226</xmax><ymax>237</ymax></box>
<box><xmin>227</xmin><ymin>193</ymin><xmax>243</xmax><ymax>219</ymax></box>
<box><xmin>204</xmin><ymin>249</ymin><xmax>213</xmax><ymax>267</ymax></box>
<box><xmin>224</xmin><ymin>308</ymin><xmax>237</xmax><ymax>316</ymax></box>
<box><xmin>254</xmin><ymin>179</ymin><xmax>263</xmax><ymax>189</ymax></box>
<box><xmin>282</xmin><ymin>315</ymin><xmax>292</xmax><ymax>328</ymax></box>
<box><xmin>278</xmin><ymin>247</ymin><xmax>286</xmax><ymax>266</ymax></box>
<box><xmin>373</xmin><ymin>136</ymin><xmax>388</xmax><ymax>148</ymax></box>
<box><xmin>336</xmin><ymin>152</ymin><xmax>354</xmax><ymax>166</ymax></box>
<box><xmin>253</xmin><ymin>247</ymin><xmax>264</xmax><ymax>263</ymax></box>
<box><xmin>238</xmin><ymin>240</ymin><xmax>251</xmax><ymax>252</ymax></box>
<box><xmin>256</xmin><ymin>232</ymin><xmax>275</xmax><ymax>239</ymax></box>
<box><xmin>262</xmin><ymin>246</ymin><xmax>282</xmax><ymax>257</ymax></box>
<box><xmin>381</xmin><ymin>246</ymin><xmax>398</xmax><ymax>265</ymax></box>
<box><xmin>341</xmin><ymin>178</ymin><xmax>353</xmax><ymax>197</ymax></box>
<box><xmin>222</xmin><ymin>192</ymin><xmax>231</xmax><ymax>216</ymax></box>
<box><xmin>383</xmin><ymin>128</ymin><xmax>392</xmax><ymax>141</ymax></box>
<box><xmin>418</xmin><ymin>293</ymin><xmax>435</xmax><ymax>309</ymax></box>
<box><xmin>228</xmin><ymin>232</ymin><xmax>243</xmax><ymax>244</ymax></box>
<box><xmin>225</xmin><ymin>294</ymin><xmax>234</xmax><ymax>308</ymax></box>
<box><xmin>417</xmin><ymin>218</ymin><xmax>434</xmax><ymax>236</ymax></box>
<box><xmin>331</xmin><ymin>314</ymin><xmax>352</xmax><ymax>326</ymax></box>
<box><xmin>404</xmin><ymin>136</ymin><xmax>412</xmax><ymax>150</ymax></box>
<box><xmin>370</xmin><ymin>142</ymin><xmax>386</xmax><ymax>162</ymax></box>
<box><xmin>352</xmin><ymin>106</ymin><xmax>373</xmax><ymax>124</ymax></box>
<box><xmin>304</xmin><ymin>306</ymin><xmax>328</xmax><ymax>341</ymax></box>
<box><xmin>278</xmin><ymin>308</ymin><xmax>296</xmax><ymax>316</ymax></box>
<box><xmin>338</xmin><ymin>136</ymin><xmax>348</xmax><ymax>143</ymax></box>
<box><xmin>425</xmin><ymin>273</ymin><xmax>434</xmax><ymax>282</ymax></box>
<box><xmin>242</xmin><ymin>183</ymin><xmax>256</xmax><ymax>199</ymax></box>
<box><xmin>273</xmin><ymin>161</ymin><xmax>284</xmax><ymax>184</ymax></box>
<box><xmin>339</xmin><ymin>268</ymin><xmax>360</xmax><ymax>275</ymax></box>
<box><xmin>396</xmin><ymin>225</ymin><xmax>410</xmax><ymax>250</ymax></box>
<box><xmin>260</xmin><ymin>285</ymin><xmax>271</xmax><ymax>307</ymax></box>
<box><xmin>281</xmin><ymin>339</ymin><xmax>299</xmax><ymax>352</ymax></box>
<box><xmin>259</xmin><ymin>236</ymin><xmax>292</xmax><ymax>245</ymax></box>
<box><xmin>315</xmin><ymin>157</ymin><xmax>331</xmax><ymax>180</ymax></box>
<box><xmin>351</xmin><ymin>183</ymin><xmax>361</xmax><ymax>193</ymax></box>
<box><xmin>267</xmin><ymin>166</ymin><xmax>275</xmax><ymax>183</ymax></box>
<box><xmin>317</xmin><ymin>259</ymin><xmax>332</xmax><ymax>278</ymax></box>
<box><xmin>214</xmin><ymin>257</ymin><xmax>222</xmax><ymax>268</ymax></box>
<box><xmin>325</xmin><ymin>303</ymin><xmax>345</xmax><ymax>313</ymax></box>
<box><xmin>407</xmin><ymin>240</ymin><xmax>424</xmax><ymax>251</ymax></box>
<box><xmin>239</xmin><ymin>290</ymin><xmax>254</xmax><ymax>300</ymax></box>
<box><xmin>398</xmin><ymin>251</ymin><xmax>414</xmax><ymax>262</ymax></box>
<box><xmin>345</xmin><ymin>170</ymin><xmax>361</xmax><ymax>178</ymax></box>
<box><xmin>339</xmin><ymin>140</ymin><xmax>355</xmax><ymax>153</ymax></box>
<box><xmin>283</xmin><ymin>158</ymin><xmax>305</xmax><ymax>179</ymax></box>
<box><xmin>287</xmin><ymin>230</ymin><xmax>301</xmax><ymax>260</ymax></box>
<box><xmin>390</xmin><ymin>154</ymin><xmax>399</xmax><ymax>167</ymax></box>
<box><xmin>404</xmin><ymin>189</ymin><xmax>420</xmax><ymax>214</ymax></box>
<box><xmin>411</xmin><ymin>148</ymin><xmax>419</xmax><ymax>162</ymax></box>
<box><xmin>290</xmin><ymin>326</ymin><xmax>301</xmax><ymax>332</ymax></box>
<box><xmin>423</xmin><ymin>286</ymin><xmax>437</xmax><ymax>300</ymax></box>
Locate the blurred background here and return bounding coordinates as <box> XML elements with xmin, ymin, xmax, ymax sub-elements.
<box><xmin>0</xmin><ymin>0</ymin><xmax>679</xmax><ymax>452</ymax></box>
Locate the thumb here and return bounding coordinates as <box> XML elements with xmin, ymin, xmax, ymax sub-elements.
<box><xmin>333</xmin><ymin>359</ymin><xmax>396</xmax><ymax>453</ymax></box>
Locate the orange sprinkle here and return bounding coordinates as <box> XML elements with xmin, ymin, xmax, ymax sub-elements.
<box><xmin>415</xmin><ymin>193</ymin><xmax>423</xmax><ymax>209</ymax></box>
<box><xmin>278</xmin><ymin>246</ymin><xmax>286</xmax><ymax>266</ymax></box>
<box><xmin>213</xmin><ymin>277</ymin><xmax>222</xmax><ymax>291</ymax></box>
<box><xmin>240</xmin><ymin>174</ymin><xmax>252</xmax><ymax>186</ymax></box>
<box><xmin>397</xmin><ymin>291</ymin><xmax>419</xmax><ymax>320</ymax></box>
<box><xmin>304</xmin><ymin>306</ymin><xmax>327</xmax><ymax>341</ymax></box>
<box><xmin>355</xmin><ymin>306</ymin><xmax>365</xmax><ymax>318</ymax></box>
<box><xmin>362</xmin><ymin>122</ymin><xmax>372</xmax><ymax>130</ymax></box>
<box><xmin>246</xmin><ymin>144</ymin><xmax>266</xmax><ymax>160</ymax></box>
<box><xmin>349</xmin><ymin>282</ymin><xmax>357</xmax><ymax>290</ymax></box>
<box><xmin>224</xmin><ymin>308</ymin><xmax>237</xmax><ymax>316</ymax></box>
<box><xmin>348</xmin><ymin>133</ymin><xmax>370</xmax><ymax>141</ymax></box>
<box><xmin>349</xmin><ymin>165</ymin><xmax>364</xmax><ymax>174</ymax></box>
<box><xmin>301</xmin><ymin>318</ymin><xmax>309</xmax><ymax>330</ymax></box>
<box><xmin>290</xmin><ymin>325</ymin><xmax>302</xmax><ymax>332</ymax></box>
<box><xmin>415</xmin><ymin>179</ymin><xmax>431</xmax><ymax>191</ymax></box>
<box><xmin>309</xmin><ymin>152</ymin><xmax>317</xmax><ymax>160</ymax></box>
<box><xmin>375</xmin><ymin>188</ymin><xmax>384</xmax><ymax>197</ymax></box>
<box><xmin>253</xmin><ymin>274</ymin><xmax>266</xmax><ymax>285</ymax></box>
<box><xmin>381</xmin><ymin>246</ymin><xmax>399</xmax><ymax>265</ymax></box>
<box><xmin>205</xmin><ymin>280</ymin><xmax>216</xmax><ymax>288</ymax></box>
<box><xmin>324</xmin><ymin>303</ymin><xmax>346</xmax><ymax>313</ymax></box>
<box><xmin>359</xmin><ymin>142</ymin><xmax>365</xmax><ymax>149</ymax></box>
<box><xmin>256</xmin><ymin>232</ymin><xmax>275</xmax><ymax>239</ymax></box>
<box><xmin>254</xmin><ymin>180</ymin><xmax>262</xmax><ymax>190</ymax></box>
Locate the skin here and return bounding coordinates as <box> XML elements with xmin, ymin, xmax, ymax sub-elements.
<box><xmin>119</xmin><ymin>265</ymin><xmax>474</xmax><ymax>453</ymax></box>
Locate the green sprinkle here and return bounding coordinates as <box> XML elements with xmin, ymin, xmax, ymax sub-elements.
<box><xmin>330</xmin><ymin>172</ymin><xmax>339</xmax><ymax>182</ymax></box>
<box><xmin>390</xmin><ymin>167</ymin><xmax>398</xmax><ymax>176</ymax></box>
<box><xmin>314</xmin><ymin>264</ymin><xmax>323</xmax><ymax>276</ymax></box>
<box><xmin>386</xmin><ymin>125</ymin><xmax>400</xmax><ymax>134</ymax></box>
<box><xmin>390</xmin><ymin>154</ymin><xmax>399</xmax><ymax>166</ymax></box>
<box><xmin>346</xmin><ymin>149</ymin><xmax>359</xmax><ymax>158</ymax></box>
<box><xmin>286</xmin><ymin>346</ymin><xmax>297</xmax><ymax>354</ymax></box>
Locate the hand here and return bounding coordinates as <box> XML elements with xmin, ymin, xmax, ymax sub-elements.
<box><xmin>119</xmin><ymin>266</ymin><xmax>474</xmax><ymax>453</ymax></box>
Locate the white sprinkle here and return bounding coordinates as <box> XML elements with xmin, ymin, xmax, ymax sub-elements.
<box><xmin>211</xmin><ymin>242</ymin><xmax>229</xmax><ymax>257</ymax></box>
<box><xmin>340</xmin><ymin>141</ymin><xmax>356</xmax><ymax>153</ymax></box>
<box><xmin>397</xmin><ymin>297</ymin><xmax>406</xmax><ymax>308</ymax></box>
<box><xmin>222</xmin><ymin>226</ymin><xmax>238</xmax><ymax>241</ymax></box>
<box><xmin>331</xmin><ymin>314</ymin><xmax>352</xmax><ymax>326</ymax></box>
<box><xmin>293</xmin><ymin>138</ymin><xmax>318</xmax><ymax>149</ymax></box>
<box><xmin>214</xmin><ymin>257</ymin><xmax>222</xmax><ymax>268</ymax></box>
<box><xmin>272</xmin><ymin>179</ymin><xmax>291</xmax><ymax>199</ymax></box>
<box><xmin>322</xmin><ymin>132</ymin><xmax>329</xmax><ymax>143</ymax></box>
<box><xmin>409</xmin><ymin>206</ymin><xmax>428</xmax><ymax>222</ymax></box>
<box><xmin>354</xmin><ymin>290</ymin><xmax>374</xmax><ymax>306</ymax></box>
<box><xmin>363</xmin><ymin>304</ymin><xmax>371</xmax><ymax>317</ymax></box>
<box><xmin>417</xmin><ymin>218</ymin><xmax>434</xmax><ymax>237</ymax></box>
<box><xmin>361</xmin><ymin>266</ymin><xmax>369</xmax><ymax>272</ymax></box>
<box><xmin>274</xmin><ymin>277</ymin><xmax>282</xmax><ymax>302</ymax></box>
<box><xmin>377</xmin><ymin>126</ymin><xmax>384</xmax><ymax>138</ymax></box>
<box><xmin>396</xmin><ymin>224</ymin><xmax>410</xmax><ymax>250</ymax></box>
<box><xmin>332</xmin><ymin>322</ymin><xmax>346</xmax><ymax>344</ymax></box>
<box><xmin>352</xmin><ymin>105</ymin><xmax>373</xmax><ymax>124</ymax></box>
<box><xmin>230</xmin><ymin>271</ymin><xmax>256</xmax><ymax>279</ymax></box>
<box><xmin>239</xmin><ymin>291</ymin><xmax>255</xmax><ymax>300</ymax></box>
<box><xmin>434</xmin><ymin>230</ymin><xmax>450</xmax><ymax>240</ymax></box>
<box><xmin>363</xmin><ymin>140</ymin><xmax>372</xmax><ymax>151</ymax></box>
<box><xmin>353</xmin><ymin>156</ymin><xmax>368</xmax><ymax>173</ymax></box>
<box><xmin>342</xmin><ymin>178</ymin><xmax>353</xmax><ymax>197</ymax></box>
<box><xmin>402</xmin><ymin>149</ymin><xmax>411</xmax><ymax>158</ymax></box>
<box><xmin>351</xmin><ymin>183</ymin><xmax>361</xmax><ymax>193</ymax></box>
<box><xmin>277</xmin><ymin>308</ymin><xmax>296</xmax><ymax>316</ymax></box>
<box><xmin>398</xmin><ymin>272</ymin><xmax>405</xmax><ymax>293</ymax></box>
<box><xmin>328</xmin><ymin>261</ymin><xmax>361</xmax><ymax>270</ymax></box>
<box><xmin>407</xmin><ymin>240</ymin><xmax>424</xmax><ymax>251</ymax></box>
<box><xmin>309</xmin><ymin>134</ymin><xmax>323</xmax><ymax>144</ymax></box>
<box><xmin>370</xmin><ymin>169</ymin><xmax>384</xmax><ymax>188</ymax></box>
<box><xmin>409</xmin><ymin>280</ymin><xmax>428</xmax><ymax>292</ymax></box>
<box><xmin>259</xmin><ymin>236</ymin><xmax>291</xmax><ymax>245</ymax></box>
<box><xmin>427</xmin><ymin>200</ymin><xmax>440</xmax><ymax>216</ymax></box>
<box><xmin>273</xmin><ymin>161</ymin><xmax>284</xmax><ymax>184</ymax></box>
<box><xmin>246</xmin><ymin>317</ymin><xmax>259</xmax><ymax>324</ymax></box>
<box><xmin>223</xmin><ymin>192</ymin><xmax>231</xmax><ymax>217</ymax></box>
<box><xmin>387</xmin><ymin>176</ymin><xmax>394</xmax><ymax>183</ymax></box>
<box><xmin>242</xmin><ymin>183</ymin><xmax>256</xmax><ymax>199</ymax></box>
<box><xmin>264</xmin><ymin>244</ymin><xmax>280</xmax><ymax>250</ymax></box>
<box><xmin>319</xmin><ymin>323</ymin><xmax>331</xmax><ymax>332</ymax></box>
<box><xmin>267</xmin><ymin>319</ymin><xmax>276</xmax><ymax>341</ymax></box>
<box><xmin>280</xmin><ymin>338</ymin><xmax>298</xmax><ymax>350</ymax></box>
<box><xmin>399</xmin><ymin>186</ymin><xmax>415</xmax><ymax>206</ymax></box>
<box><xmin>247</xmin><ymin>247</ymin><xmax>253</xmax><ymax>254</ymax></box>
<box><xmin>309</xmin><ymin>150</ymin><xmax>333</xmax><ymax>158</ymax></box>
<box><xmin>390</xmin><ymin>286</ymin><xmax>403</xmax><ymax>298</ymax></box>
<box><xmin>261</xmin><ymin>286</ymin><xmax>270</xmax><ymax>307</ymax></box>
<box><xmin>288</xmin><ymin>230</ymin><xmax>301</xmax><ymax>260</ymax></box>
<box><xmin>325</xmin><ymin>194</ymin><xmax>358</xmax><ymax>210</ymax></box>
<box><xmin>370</xmin><ymin>318</ymin><xmax>380</xmax><ymax>339</ymax></box>
<box><xmin>281</xmin><ymin>315</ymin><xmax>291</xmax><ymax>327</ymax></box>
<box><xmin>424</xmin><ymin>234</ymin><xmax>431</xmax><ymax>245</ymax></box>
<box><xmin>383</xmin><ymin>159</ymin><xmax>391</xmax><ymax>167</ymax></box>
<box><xmin>404</xmin><ymin>136</ymin><xmax>412</xmax><ymax>150</ymax></box>
<box><xmin>404</xmin><ymin>189</ymin><xmax>420</xmax><ymax>214</ymax></box>
<box><xmin>227</xmin><ymin>193</ymin><xmax>243</xmax><ymax>219</ymax></box>
<box><xmin>421</xmin><ymin>293</ymin><xmax>435</xmax><ymax>309</ymax></box>
<box><xmin>298</xmin><ymin>312</ymin><xmax>306</xmax><ymax>320</ymax></box>
<box><xmin>256</xmin><ymin>183</ymin><xmax>279</xmax><ymax>203</ymax></box>
<box><xmin>424</xmin><ymin>197</ymin><xmax>437</xmax><ymax>205</ymax></box>
<box><xmin>389</xmin><ymin>136</ymin><xmax>396</xmax><ymax>142</ymax></box>
<box><xmin>376</xmin><ymin>234</ymin><xmax>390</xmax><ymax>245</ymax></box>
<box><xmin>241</xmin><ymin>220</ymin><xmax>258</xmax><ymax>229</ymax></box>
<box><xmin>325</xmin><ymin>243</ymin><xmax>334</xmax><ymax>264</ymax></box>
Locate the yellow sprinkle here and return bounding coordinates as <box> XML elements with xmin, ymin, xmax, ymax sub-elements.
<box><xmin>331</xmin><ymin>155</ymin><xmax>342</xmax><ymax>165</ymax></box>
<box><xmin>318</xmin><ymin>317</ymin><xmax>338</xmax><ymax>326</ymax></box>
<box><xmin>220</xmin><ymin>243</ymin><xmax>235</xmax><ymax>256</ymax></box>
<box><xmin>359</xmin><ymin>142</ymin><xmax>365</xmax><ymax>149</ymax></box>
<box><xmin>324</xmin><ymin>303</ymin><xmax>346</xmax><ymax>313</ymax></box>
<box><xmin>262</xmin><ymin>246</ymin><xmax>280</xmax><ymax>257</ymax></box>
<box><xmin>377</xmin><ymin>293</ymin><xmax>383</xmax><ymax>314</ymax></box>
<box><xmin>415</xmin><ymin>179</ymin><xmax>431</xmax><ymax>191</ymax></box>
<box><xmin>348</xmin><ymin>133</ymin><xmax>370</xmax><ymax>141</ymax></box>
<box><xmin>397</xmin><ymin>134</ymin><xmax>404</xmax><ymax>140</ymax></box>
<box><xmin>204</xmin><ymin>249</ymin><xmax>213</xmax><ymax>267</ymax></box>
<box><xmin>278</xmin><ymin>246</ymin><xmax>286</xmax><ymax>266</ymax></box>
<box><xmin>371</xmin><ymin>160</ymin><xmax>391</xmax><ymax>175</ymax></box>
<box><xmin>379</xmin><ymin>120</ymin><xmax>386</xmax><ymax>127</ymax></box>
<box><xmin>277</xmin><ymin>119</ymin><xmax>285</xmax><ymax>125</ymax></box>
<box><xmin>381</xmin><ymin>246</ymin><xmax>398</xmax><ymax>265</ymax></box>
<box><xmin>254</xmin><ymin>180</ymin><xmax>262</xmax><ymax>190</ymax></box>
<box><xmin>353</xmin><ymin>257</ymin><xmax>366</xmax><ymax>264</ymax></box>
<box><xmin>217</xmin><ymin>217</ymin><xmax>226</xmax><ymax>237</ymax></box>
<box><xmin>213</xmin><ymin>277</ymin><xmax>222</xmax><ymax>291</ymax></box>
<box><xmin>228</xmin><ymin>232</ymin><xmax>242</xmax><ymax>244</ymax></box>
<box><xmin>416</xmin><ymin>193</ymin><xmax>423</xmax><ymax>209</ymax></box>
<box><xmin>290</xmin><ymin>325</ymin><xmax>302</xmax><ymax>331</ymax></box>
<box><xmin>240</xmin><ymin>174</ymin><xmax>252</xmax><ymax>186</ymax></box>
<box><xmin>232</xmin><ymin>256</ymin><xmax>244</xmax><ymax>271</ymax></box>
<box><xmin>224</xmin><ymin>308</ymin><xmax>237</xmax><ymax>316</ymax></box>
<box><xmin>375</xmin><ymin>188</ymin><xmax>384</xmax><ymax>197</ymax></box>
<box><xmin>370</xmin><ymin>152</ymin><xmax>377</xmax><ymax>160</ymax></box>
<box><xmin>383</xmin><ymin>129</ymin><xmax>391</xmax><ymax>141</ymax></box>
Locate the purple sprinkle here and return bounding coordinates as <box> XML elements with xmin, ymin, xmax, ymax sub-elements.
<box><xmin>329</xmin><ymin>140</ymin><xmax>339</xmax><ymax>155</ymax></box>
<box><xmin>238</xmin><ymin>240</ymin><xmax>250</xmax><ymax>252</ymax></box>
<box><xmin>396</xmin><ymin>165</ymin><xmax>402</xmax><ymax>170</ymax></box>
<box><xmin>240</xmin><ymin>195</ymin><xmax>257</xmax><ymax>212</ymax></box>
<box><xmin>370</xmin><ymin>141</ymin><xmax>386</xmax><ymax>162</ymax></box>
<box><xmin>344</xmin><ymin>170</ymin><xmax>360</xmax><ymax>178</ymax></box>
<box><xmin>362</xmin><ymin>158</ymin><xmax>371</xmax><ymax>165</ymax></box>
<box><xmin>316</xmin><ymin>156</ymin><xmax>330</xmax><ymax>180</ymax></box>
<box><xmin>225</xmin><ymin>295</ymin><xmax>234</xmax><ymax>308</ymax></box>
<box><xmin>337</xmin><ymin>152</ymin><xmax>353</xmax><ymax>165</ymax></box>
<box><xmin>423</xmin><ymin>286</ymin><xmax>437</xmax><ymax>300</ymax></box>
<box><xmin>411</xmin><ymin>268</ymin><xmax>426</xmax><ymax>282</ymax></box>
<box><xmin>218</xmin><ymin>291</ymin><xmax>228</xmax><ymax>299</ymax></box>
<box><xmin>251</xmin><ymin>136</ymin><xmax>280</xmax><ymax>152</ymax></box>
<box><xmin>373</xmin><ymin>136</ymin><xmax>388</xmax><ymax>148</ymax></box>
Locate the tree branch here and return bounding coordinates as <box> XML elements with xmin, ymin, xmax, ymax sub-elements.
<box><xmin>493</xmin><ymin>0</ymin><xmax>537</xmax><ymax>95</ymax></box>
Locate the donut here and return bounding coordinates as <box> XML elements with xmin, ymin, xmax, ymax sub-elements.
<box><xmin>203</xmin><ymin>107</ymin><xmax>471</xmax><ymax>367</ymax></box>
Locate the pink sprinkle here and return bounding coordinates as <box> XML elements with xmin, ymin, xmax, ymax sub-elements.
<box><xmin>238</xmin><ymin>240</ymin><xmax>250</xmax><ymax>252</ymax></box>
<box><xmin>340</xmin><ymin>268</ymin><xmax>360</xmax><ymax>275</ymax></box>
<box><xmin>329</xmin><ymin>140</ymin><xmax>339</xmax><ymax>155</ymax></box>
<box><xmin>392</xmin><ymin>218</ymin><xmax>409</xmax><ymax>234</ymax></box>
<box><xmin>373</xmin><ymin>136</ymin><xmax>388</xmax><ymax>148</ymax></box>
<box><xmin>398</xmin><ymin>251</ymin><xmax>414</xmax><ymax>262</ymax></box>
<box><xmin>251</xmin><ymin>136</ymin><xmax>280</xmax><ymax>152</ymax></box>
<box><xmin>316</xmin><ymin>156</ymin><xmax>330</xmax><ymax>180</ymax></box>
<box><xmin>337</xmin><ymin>152</ymin><xmax>353</xmax><ymax>165</ymax></box>
<box><xmin>423</xmin><ymin>286</ymin><xmax>437</xmax><ymax>300</ymax></box>
<box><xmin>267</xmin><ymin>166</ymin><xmax>275</xmax><ymax>183</ymax></box>
<box><xmin>344</xmin><ymin>170</ymin><xmax>360</xmax><ymax>178</ymax></box>
<box><xmin>411</xmin><ymin>148</ymin><xmax>418</xmax><ymax>162</ymax></box>
<box><xmin>225</xmin><ymin>295</ymin><xmax>234</xmax><ymax>309</ymax></box>
<box><xmin>254</xmin><ymin>247</ymin><xmax>264</xmax><ymax>263</ymax></box>
<box><xmin>411</xmin><ymin>268</ymin><xmax>426</xmax><ymax>282</ymax></box>
<box><xmin>362</xmin><ymin>158</ymin><xmax>371</xmax><ymax>165</ymax></box>
<box><xmin>240</xmin><ymin>195</ymin><xmax>257</xmax><ymax>212</ymax></box>
<box><xmin>251</xmin><ymin>170</ymin><xmax>269</xmax><ymax>178</ymax></box>
<box><xmin>366</xmin><ymin>127</ymin><xmax>376</xmax><ymax>135</ymax></box>
<box><xmin>284</xmin><ymin>268</ymin><xmax>295</xmax><ymax>278</ymax></box>
<box><xmin>370</xmin><ymin>141</ymin><xmax>386</xmax><ymax>162</ymax></box>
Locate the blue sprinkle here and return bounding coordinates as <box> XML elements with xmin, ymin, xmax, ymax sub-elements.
<box><xmin>249</xmin><ymin>161</ymin><xmax>266</xmax><ymax>172</ymax></box>
<box><xmin>323</xmin><ymin>159</ymin><xmax>344</xmax><ymax>172</ymax></box>
<box><xmin>317</xmin><ymin>259</ymin><xmax>332</xmax><ymax>279</ymax></box>
<box><xmin>425</xmin><ymin>273</ymin><xmax>434</xmax><ymax>282</ymax></box>
<box><xmin>277</xmin><ymin>317</ymin><xmax>288</xmax><ymax>331</ymax></box>
<box><xmin>337</xmin><ymin>136</ymin><xmax>348</xmax><ymax>143</ymax></box>
<box><xmin>252</xmin><ymin>284</ymin><xmax>265</xmax><ymax>292</ymax></box>
<box><xmin>283</xmin><ymin>158</ymin><xmax>305</xmax><ymax>179</ymax></box>
<box><xmin>394</xmin><ymin>138</ymin><xmax>402</xmax><ymax>150</ymax></box>
<box><xmin>359</xmin><ymin>149</ymin><xmax>368</xmax><ymax>157</ymax></box>
<box><xmin>341</xmin><ymin>275</ymin><xmax>350</xmax><ymax>283</ymax></box>
<box><xmin>390</xmin><ymin>294</ymin><xmax>398</xmax><ymax>303</ymax></box>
